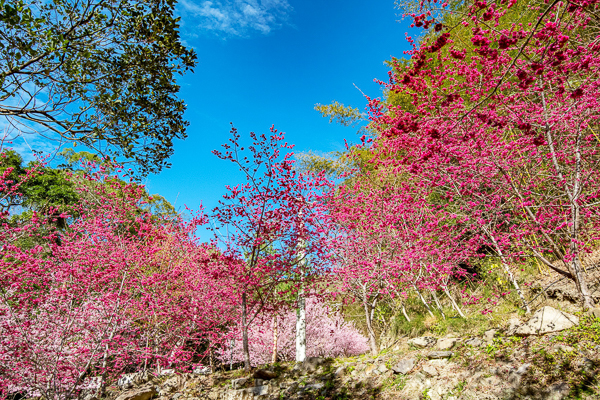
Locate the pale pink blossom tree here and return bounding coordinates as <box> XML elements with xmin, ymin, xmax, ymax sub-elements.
<box><xmin>219</xmin><ymin>298</ymin><xmax>369</xmax><ymax>365</ymax></box>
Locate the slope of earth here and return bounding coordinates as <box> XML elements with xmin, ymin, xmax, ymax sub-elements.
<box><xmin>106</xmin><ymin>307</ymin><xmax>600</xmax><ymax>400</ymax></box>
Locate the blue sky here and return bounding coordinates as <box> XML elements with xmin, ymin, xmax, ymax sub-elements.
<box><xmin>145</xmin><ymin>0</ymin><xmax>412</xmax><ymax>231</ymax></box>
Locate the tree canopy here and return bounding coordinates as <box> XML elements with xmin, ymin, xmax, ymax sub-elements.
<box><xmin>0</xmin><ymin>0</ymin><xmax>196</xmax><ymax>175</ymax></box>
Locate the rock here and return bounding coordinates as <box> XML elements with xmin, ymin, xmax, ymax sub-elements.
<box><xmin>115</xmin><ymin>386</ymin><xmax>157</xmax><ymax>400</ymax></box>
<box><xmin>364</xmin><ymin>364</ymin><xmax>376</xmax><ymax>375</ymax></box>
<box><xmin>506</xmin><ymin>316</ymin><xmax>523</xmax><ymax>335</ymax></box>
<box><xmin>436</xmin><ymin>338</ymin><xmax>458</xmax><ymax>350</ymax></box>
<box><xmin>300</xmin><ymin>356</ymin><xmax>325</xmax><ymax>372</ymax></box>
<box><xmin>408</xmin><ymin>336</ymin><xmax>437</xmax><ymax>348</ymax></box>
<box><xmin>403</xmin><ymin>372</ymin><xmax>427</xmax><ymax>395</ymax></box>
<box><xmin>464</xmin><ymin>337</ymin><xmax>482</xmax><ymax>347</ymax></box>
<box><xmin>484</xmin><ymin>329</ymin><xmax>497</xmax><ymax>343</ymax></box>
<box><xmin>377</xmin><ymin>364</ymin><xmax>388</xmax><ymax>374</ymax></box>
<box><xmin>515</xmin><ymin>306</ymin><xmax>579</xmax><ymax>336</ymax></box>
<box><xmin>193</xmin><ymin>365</ymin><xmax>211</xmax><ymax>375</ymax></box>
<box><xmin>207</xmin><ymin>392</ymin><xmax>218</xmax><ymax>400</ymax></box>
<box><xmin>427</xmin><ymin>383</ymin><xmax>446</xmax><ymax>400</ymax></box>
<box><xmin>554</xmin><ymin>344</ymin><xmax>575</xmax><ymax>353</ymax></box>
<box><xmin>117</xmin><ymin>372</ymin><xmax>154</xmax><ymax>390</ymax></box>
<box><xmin>237</xmin><ymin>385</ymin><xmax>269</xmax><ymax>396</ymax></box>
<box><xmin>254</xmin><ymin>386</ymin><xmax>269</xmax><ymax>396</ymax></box>
<box><xmin>422</xmin><ymin>364</ymin><xmax>439</xmax><ymax>377</ymax></box>
<box><xmin>516</xmin><ymin>363</ymin><xmax>530</xmax><ymax>374</ymax></box>
<box><xmin>253</xmin><ymin>369</ymin><xmax>277</xmax><ymax>380</ymax></box>
<box><xmin>546</xmin><ymin>382</ymin><xmax>570</xmax><ymax>400</ymax></box>
<box><xmin>231</xmin><ymin>378</ymin><xmax>248</xmax><ymax>389</ymax></box>
<box><xmin>507</xmin><ymin>363</ymin><xmax>530</xmax><ymax>387</ymax></box>
<box><xmin>304</xmin><ymin>383</ymin><xmax>324</xmax><ymax>391</ymax></box>
<box><xmin>158</xmin><ymin>376</ymin><xmax>182</xmax><ymax>395</ymax></box>
<box><xmin>587</xmin><ymin>307</ymin><xmax>600</xmax><ymax>320</ymax></box>
<box><xmin>284</xmin><ymin>382</ymin><xmax>299</xmax><ymax>394</ymax></box>
<box><xmin>392</xmin><ymin>358</ymin><xmax>415</xmax><ymax>374</ymax></box>
<box><xmin>334</xmin><ymin>366</ymin><xmax>346</xmax><ymax>378</ymax></box>
<box><xmin>429</xmin><ymin>359</ymin><xmax>449</xmax><ymax>367</ymax></box>
<box><xmin>427</xmin><ymin>351</ymin><xmax>453</xmax><ymax>359</ymax></box>
<box><xmin>117</xmin><ymin>373</ymin><xmax>137</xmax><ymax>390</ymax></box>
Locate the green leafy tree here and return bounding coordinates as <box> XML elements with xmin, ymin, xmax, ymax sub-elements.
<box><xmin>314</xmin><ymin>101</ymin><xmax>365</xmax><ymax>127</ymax></box>
<box><xmin>1</xmin><ymin>149</ymin><xmax>177</xmax><ymax>229</ymax></box>
<box><xmin>0</xmin><ymin>0</ymin><xmax>196</xmax><ymax>175</ymax></box>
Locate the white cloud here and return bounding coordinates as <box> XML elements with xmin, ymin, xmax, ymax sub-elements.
<box><xmin>179</xmin><ymin>0</ymin><xmax>292</xmax><ymax>37</ymax></box>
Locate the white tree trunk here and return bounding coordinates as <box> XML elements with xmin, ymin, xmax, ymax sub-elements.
<box><xmin>295</xmin><ymin>289</ymin><xmax>306</xmax><ymax>362</ymax></box>
<box><xmin>241</xmin><ymin>293</ymin><xmax>251</xmax><ymax>370</ymax></box>
<box><xmin>272</xmin><ymin>315</ymin><xmax>278</xmax><ymax>364</ymax></box>
<box><xmin>430</xmin><ymin>290</ymin><xmax>446</xmax><ymax>319</ymax></box>
<box><xmin>401</xmin><ymin>303</ymin><xmax>411</xmax><ymax>322</ymax></box>
<box><xmin>443</xmin><ymin>286</ymin><xmax>466</xmax><ymax>318</ymax></box>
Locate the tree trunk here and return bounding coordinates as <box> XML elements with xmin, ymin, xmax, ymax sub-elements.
<box><xmin>414</xmin><ymin>285</ymin><xmax>435</xmax><ymax>318</ymax></box>
<box><xmin>401</xmin><ymin>302</ymin><xmax>411</xmax><ymax>322</ymax></box>
<box><xmin>363</xmin><ymin>288</ymin><xmax>378</xmax><ymax>356</ymax></box>
<box><xmin>569</xmin><ymin>210</ymin><xmax>594</xmax><ymax>309</ymax></box>
<box><xmin>241</xmin><ymin>292</ymin><xmax>251</xmax><ymax>371</ymax></box>
<box><xmin>443</xmin><ymin>286</ymin><xmax>466</xmax><ymax>318</ymax></box>
<box><xmin>430</xmin><ymin>290</ymin><xmax>445</xmax><ymax>320</ymax></box>
<box><xmin>272</xmin><ymin>315</ymin><xmax>278</xmax><ymax>364</ymax></box>
<box><xmin>295</xmin><ymin>221</ymin><xmax>307</xmax><ymax>363</ymax></box>
<box><xmin>571</xmin><ymin>256</ymin><xmax>594</xmax><ymax>309</ymax></box>
<box><xmin>570</xmin><ymin>159</ymin><xmax>595</xmax><ymax>309</ymax></box>
<box><xmin>542</xmin><ymin>114</ymin><xmax>593</xmax><ymax>309</ymax></box>
<box><xmin>486</xmin><ymin>231</ymin><xmax>531</xmax><ymax>314</ymax></box>
<box><xmin>230</xmin><ymin>337</ymin><xmax>234</xmax><ymax>371</ymax></box>
<box><xmin>295</xmin><ymin>289</ymin><xmax>306</xmax><ymax>362</ymax></box>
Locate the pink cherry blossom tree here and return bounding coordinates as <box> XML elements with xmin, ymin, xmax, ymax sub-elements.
<box><xmin>368</xmin><ymin>0</ymin><xmax>600</xmax><ymax>309</ymax></box>
<box><xmin>0</xmin><ymin>160</ymin><xmax>238</xmax><ymax>399</ymax></box>
<box><xmin>211</xmin><ymin>125</ymin><xmax>334</xmax><ymax>370</ymax></box>
<box><xmin>327</xmin><ymin>164</ymin><xmax>474</xmax><ymax>353</ymax></box>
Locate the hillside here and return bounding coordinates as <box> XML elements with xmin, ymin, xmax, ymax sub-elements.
<box><xmin>104</xmin><ymin>300</ymin><xmax>600</xmax><ymax>400</ymax></box>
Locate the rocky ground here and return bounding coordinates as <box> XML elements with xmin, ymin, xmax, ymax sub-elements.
<box><xmin>106</xmin><ymin>306</ymin><xmax>600</xmax><ymax>400</ymax></box>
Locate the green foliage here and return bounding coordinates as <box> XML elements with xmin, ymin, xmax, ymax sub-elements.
<box><xmin>1</xmin><ymin>149</ymin><xmax>178</xmax><ymax>229</ymax></box>
<box><xmin>58</xmin><ymin>148</ymin><xmax>104</xmax><ymax>169</ymax></box>
<box><xmin>294</xmin><ymin>151</ymin><xmax>352</xmax><ymax>177</ymax></box>
<box><xmin>382</xmin><ymin>374</ymin><xmax>407</xmax><ymax>391</ymax></box>
<box><xmin>421</xmin><ymin>387</ymin><xmax>431</xmax><ymax>400</ymax></box>
<box><xmin>315</xmin><ymin>101</ymin><xmax>364</xmax><ymax>127</ymax></box>
<box><xmin>0</xmin><ymin>150</ymin><xmax>79</xmax><ymax>220</ymax></box>
<box><xmin>21</xmin><ymin>165</ymin><xmax>79</xmax><ymax>213</ymax></box>
<box><xmin>0</xmin><ymin>0</ymin><xmax>197</xmax><ymax>175</ymax></box>
<box><xmin>523</xmin><ymin>319</ymin><xmax>600</xmax><ymax>398</ymax></box>
<box><xmin>0</xmin><ymin>150</ymin><xmax>26</xmax><ymax>212</ymax></box>
<box><xmin>562</xmin><ymin>315</ymin><xmax>600</xmax><ymax>351</ymax></box>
